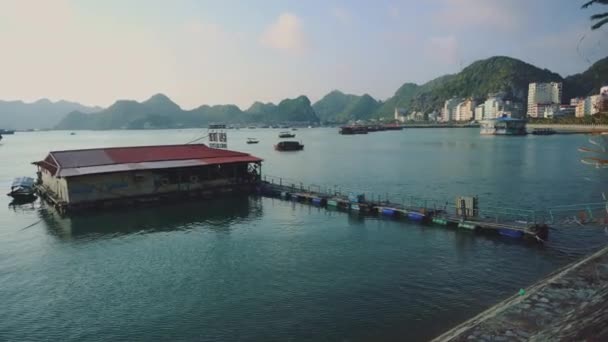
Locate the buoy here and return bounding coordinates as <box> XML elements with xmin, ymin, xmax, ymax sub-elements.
<box><xmin>518</xmin><ymin>288</ymin><xmax>525</xmax><ymax>296</ymax></box>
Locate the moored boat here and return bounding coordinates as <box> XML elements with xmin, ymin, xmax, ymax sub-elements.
<box><xmin>246</xmin><ymin>138</ymin><xmax>259</xmax><ymax>144</ymax></box>
<box><xmin>275</xmin><ymin>141</ymin><xmax>304</xmax><ymax>151</ymax></box>
<box><xmin>278</xmin><ymin>131</ymin><xmax>296</xmax><ymax>138</ymax></box>
<box><xmin>339</xmin><ymin>126</ymin><xmax>368</xmax><ymax>134</ymax></box>
<box><xmin>7</xmin><ymin>177</ymin><xmax>36</xmax><ymax>201</ymax></box>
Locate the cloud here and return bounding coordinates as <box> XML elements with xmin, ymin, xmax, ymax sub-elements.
<box><xmin>260</xmin><ymin>12</ymin><xmax>307</xmax><ymax>53</ymax></box>
<box><xmin>435</xmin><ymin>0</ymin><xmax>525</xmax><ymax>32</ymax></box>
<box><xmin>425</xmin><ymin>35</ymin><xmax>460</xmax><ymax>65</ymax></box>
<box><xmin>331</xmin><ymin>7</ymin><xmax>353</xmax><ymax>25</ymax></box>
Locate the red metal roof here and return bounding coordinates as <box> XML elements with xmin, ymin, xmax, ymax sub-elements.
<box><xmin>36</xmin><ymin>144</ymin><xmax>262</xmax><ymax>177</ymax></box>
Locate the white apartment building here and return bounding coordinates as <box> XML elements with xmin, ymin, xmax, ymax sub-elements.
<box><xmin>474</xmin><ymin>104</ymin><xmax>484</xmax><ymax>121</ymax></box>
<box><xmin>394</xmin><ymin>107</ymin><xmax>407</xmax><ymax>123</ymax></box>
<box><xmin>442</xmin><ymin>97</ymin><xmax>463</xmax><ymax>122</ymax></box>
<box><xmin>454</xmin><ymin>99</ymin><xmax>475</xmax><ymax>121</ymax></box>
<box><xmin>527</xmin><ymin>82</ymin><xmax>562</xmax><ymax>117</ymax></box>
<box><xmin>484</xmin><ymin>97</ymin><xmax>503</xmax><ymax>119</ymax></box>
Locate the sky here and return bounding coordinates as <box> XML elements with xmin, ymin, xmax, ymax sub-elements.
<box><xmin>0</xmin><ymin>0</ymin><xmax>607</xmax><ymax>109</ymax></box>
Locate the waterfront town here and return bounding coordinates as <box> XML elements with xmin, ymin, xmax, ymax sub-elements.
<box><xmin>393</xmin><ymin>82</ymin><xmax>608</xmax><ymax>123</ymax></box>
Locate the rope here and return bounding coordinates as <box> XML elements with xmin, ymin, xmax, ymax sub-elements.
<box><xmin>19</xmin><ymin>219</ymin><xmax>43</xmax><ymax>231</ymax></box>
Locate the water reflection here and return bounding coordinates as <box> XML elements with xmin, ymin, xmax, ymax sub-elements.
<box><xmin>40</xmin><ymin>196</ymin><xmax>263</xmax><ymax>240</ymax></box>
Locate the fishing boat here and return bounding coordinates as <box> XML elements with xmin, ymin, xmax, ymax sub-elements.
<box><xmin>7</xmin><ymin>177</ymin><xmax>36</xmax><ymax>201</ymax></box>
<box><xmin>275</xmin><ymin>141</ymin><xmax>304</xmax><ymax>151</ymax></box>
<box><xmin>246</xmin><ymin>138</ymin><xmax>259</xmax><ymax>144</ymax></box>
<box><xmin>531</xmin><ymin>128</ymin><xmax>556</xmax><ymax>135</ymax></box>
<box><xmin>278</xmin><ymin>131</ymin><xmax>295</xmax><ymax>138</ymax></box>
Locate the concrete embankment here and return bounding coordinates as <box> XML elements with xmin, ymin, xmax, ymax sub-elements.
<box><xmin>431</xmin><ymin>245</ymin><xmax>608</xmax><ymax>341</ymax></box>
<box><xmin>528</xmin><ymin>123</ymin><xmax>608</xmax><ymax>133</ymax></box>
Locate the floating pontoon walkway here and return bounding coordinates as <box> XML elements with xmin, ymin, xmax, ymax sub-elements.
<box><xmin>259</xmin><ymin>177</ymin><xmax>550</xmax><ymax>242</ymax></box>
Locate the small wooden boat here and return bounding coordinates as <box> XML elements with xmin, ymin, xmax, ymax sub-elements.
<box><xmin>275</xmin><ymin>141</ymin><xmax>304</xmax><ymax>151</ymax></box>
<box><xmin>7</xmin><ymin>177</ymin><xmax>36</xmax><ymax>201</ymax></box>
<box><xmin>246</xmin><ymin>138</ymin><xmax>259</xmax><ymax>144</ymax></box>
<box><xmin>278</xmin><ymin>131</ymin><xmax>296</xmax><ymax>138</ymax></box>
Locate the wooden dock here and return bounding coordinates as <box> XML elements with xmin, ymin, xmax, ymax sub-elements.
<box><xmin>260</xmin><ymin>181</ymin><xmax>549</xmax><ymax>242</ymax></box>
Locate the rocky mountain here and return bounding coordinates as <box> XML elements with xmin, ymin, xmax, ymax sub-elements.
<box><xmin>56</xmin><ymin>94</ymin><xmax>319</xmax><ymax>130</ymax></box>
<box><xmin>375</xmin><ymin>56</ymin><xmax>564</xmax><ymax>117</ymax></box>
<box><xmin>563</xmin><ymin>56</ymin><xmax>608</xmax><ymax>100</ymax></box>
<box><xmin>0</xmin><ymin>99</ymin><xmax>102</xmax><ymax>130</ymax></box>
<box><xmin>312</xmin><ymin>90</ymin><xmax>381</xmax><ymax>122</ymax></box>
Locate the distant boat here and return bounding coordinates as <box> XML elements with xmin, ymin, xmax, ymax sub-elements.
<box><xmin>246</xmin><ymin>138</ymin><xmax>259</xmax><ymax>144</ymax></box>
<box><xmin>275</xmin><ymin>141</ymin><xmax>304</xmax><ymax>151</ymax></box>
<box><xmin>7</xmin><ymin>177</ymin><xmax>36</xmax><ymax>201</ymax></box>
<box><xmin>70</xmin><ymin>132</ymin><xmax>76</xmax><ymax>135</ymax></box>
<box><xmin>291</xmin><ymin>128</ymin><xmax>298</xmax><ymax>131</ymax></box>
<box><xmin>531</xmin><ymin>128</ymin><xmax>556</xmax><ymax>135</ymax></box>
<box><xmin>339</xmin><ymin>126</ymin><xmax>368</xmax><ymax>135</ymax></box>
<box><xmin>248</xmin><ymin>126</ymin><xmax>256</xmax><ymax>129</ymax></box>
<box><xmin>0</xmin><ymin>129</ymin><xmax>15</xmax><ymax>135</ymax></box>
<box><xmin>278</xmin><ymin>131</ymin><xmax>296</xmax><ymax>138</ymax></box>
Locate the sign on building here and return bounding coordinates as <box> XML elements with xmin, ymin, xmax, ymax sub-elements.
<box><xmin>208</xmin><ymin>124</ymin><xmax>227</xmax><ymax>149</ymax></box>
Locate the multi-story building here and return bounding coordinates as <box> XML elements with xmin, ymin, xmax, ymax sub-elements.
<box><xmin>474</xmin><ymin>104</ymin><xmax>485</xmax><ymax>121</ymax></box>
<box><xmin>394</xmin><ymin>108</ymin><xmax>407</xmax><ymax>123</ymax></box>
<box><xmin>575</xmin><ymin>100</ymin><xmax>586</xmax><ymax>117</ymax></box>
<box><xmin>454</xmin><ymin>98</ymin><xmax>475</xmax><ymax>121</ymax></box>
<box><xmin>527</xmin><ymin>82</ymin><xmax>562</xmax><ymax>117</ymax></box>
<box><xmin>484</xmin><ymin>96</ymin><xmax>504</xmax><ymax>120</ymax></box>
<box><xmin>588</xmin><ymin>95</ymin><xmax>605</xmax><ymax>115</ymax></box>
<box><xmin>570</xmin><ymin>97</ymin><xmax>584</xmax><ymax>106</ymax></box>
<box><xmin>575</xmin><ymin>94</ymin><xmax>608</xmax><ymax>117</ymax></box>
<box><xmin>442</xmin><ymin>97</ymin><xmax>463</xmax><ymax>122</ymax></box>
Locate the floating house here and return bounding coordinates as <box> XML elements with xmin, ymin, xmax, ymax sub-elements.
<box><xmin>480</xmin><ymin>116</ymin><xmax>527</xmax><ymax>135</ymax></box>
<box><xmin>33</xmin><ymin>144</ymin><xmax>262</xmax><ymax>212</ymax></box>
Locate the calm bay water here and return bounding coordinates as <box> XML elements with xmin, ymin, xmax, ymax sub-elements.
<box><xmin>1</xmin><ymin>128</ymin><xmax>607</xmax><ymax>341</ymax></box>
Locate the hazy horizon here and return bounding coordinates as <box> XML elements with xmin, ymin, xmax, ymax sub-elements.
<box><xmin>1</xmin><ymin>0</ymin><xmax>606</xmax><ymax>110</ymax></box>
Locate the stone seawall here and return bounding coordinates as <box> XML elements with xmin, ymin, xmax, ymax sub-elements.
<box><xmin>431</xmin><ymin>245</ymin><xmax>608</xmax><ymax>341</ymax></box>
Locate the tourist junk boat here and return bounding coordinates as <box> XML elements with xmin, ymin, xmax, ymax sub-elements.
<box><xmin>480</xmin><ymin>116</ymin><xmax>527</xmax><ymax>135</ymax></box>
<box><xmin>7</xmin><ymin>177</ymin><xmax>36</xmax><ymax>201</ymax></box>
<box><xmin>275</xmin><ymin>141</ymin><xmax>304</xmax><ymax>151</ymax></box>
<box><xmin>246</xmin><ymin>138</ymin><xmax>259</xmax><ymax>144</ymax></box>
<box><xmin>531</xmin><ymin>128</ymin><xmax>556</xmax><ymax>135</ymax></box>
<box><xmin>278</xmin><ymin>131</ymin><xmax>295</xmax><ymax>138</ymax></box>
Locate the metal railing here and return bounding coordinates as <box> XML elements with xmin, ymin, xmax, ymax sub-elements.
<box><xmin>262</xmin><ymin>174</ymin><xmax>608</xmax><ymax>227</ymax></box>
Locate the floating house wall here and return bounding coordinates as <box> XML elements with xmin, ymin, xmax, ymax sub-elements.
<box><xmin>40</xmin><ymin>168</ymin><xmax>70</xmax><ymax>202</ymax></box>
<box><xmin>63</xmin><ymin>164</ymin><xmax>250</xmax><ymax>204</ymax></box>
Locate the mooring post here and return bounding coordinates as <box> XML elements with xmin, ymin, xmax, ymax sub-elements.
<box><xmin>280</xmin><ymin>178</ymin><xmax>282</xmax><ymax>186</ymax></box>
